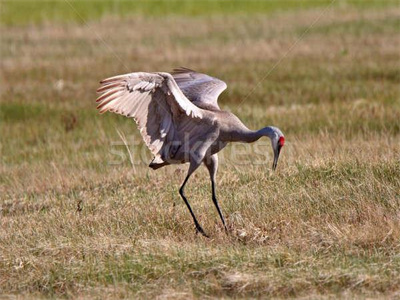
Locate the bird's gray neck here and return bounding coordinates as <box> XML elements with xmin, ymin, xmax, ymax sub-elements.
<box><xmin>230</xmin><ymin>126</ymin><xmax>276</xmax><ymax>143</ymax></box>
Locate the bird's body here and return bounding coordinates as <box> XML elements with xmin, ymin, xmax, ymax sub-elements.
<box><xmin>96</xmin><ymin>68</ymin><xmax>284</xmax><ymax>237</ymax></box>
<box><xmin>149</xmin><ymin>110</ymin><xmax>253</xmax><ymax>169</ymax></box>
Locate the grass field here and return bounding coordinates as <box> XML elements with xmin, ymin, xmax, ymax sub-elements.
<box><xmin>1</xmin><ymin>0</ymin><xmax>400</xmax><ymax>298</ymax></box>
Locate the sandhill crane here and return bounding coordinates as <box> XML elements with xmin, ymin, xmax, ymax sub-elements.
<box><xmin>96</xmin><ymin>68</ymin><xmax>285</xmax><ymax>237</ymax></box>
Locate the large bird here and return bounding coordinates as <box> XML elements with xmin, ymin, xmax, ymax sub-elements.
<box><xmin>96</xmin><ymin>68</ymin><xmax>284</xmax><ymax>237</ymax></box>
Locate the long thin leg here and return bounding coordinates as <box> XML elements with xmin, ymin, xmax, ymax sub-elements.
<box><xmin>179</xmin><ymin>160</ymin><xmax>208</xmax><ymax>237</ymax></box>
<box><xmin>204</xmin><ymin>154</ymin><xmax>227</xmax><ymax>232</ymax></box>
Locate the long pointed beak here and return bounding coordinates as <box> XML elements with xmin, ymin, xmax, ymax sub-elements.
<box><xmin>272</xmin><ymin>146</ymin><xmax>281</xmax><ymax>171</ymax></box>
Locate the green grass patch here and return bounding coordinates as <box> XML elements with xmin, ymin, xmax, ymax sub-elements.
<box><xmin>0</xmin><ymin>102</ymin><xmax>50</xmax><ymax>122</ymax></box>
<box><xmin>303</xmin><ymin>15</ymin><xmax>400</xmax><ymax>36</ymax></box>
<box><xmin>1</xmin><ymin>0</ymin><xmax>398</xmax><ymax>26</ymax></box>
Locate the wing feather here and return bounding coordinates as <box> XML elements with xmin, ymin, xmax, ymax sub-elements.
<box><xmin>171</xmin><ymin>67</ymin><xmax>227</xmax><ymax>110</ymax></box>
<box><xmin>96</xmin><ymin>72</ymin><xmax>203</xmax><ymax>157</ymax></box>
<box><xmin>96</xmin><ymin>82</ymin><xmax>124</xmax><ymax>93</ymax></box>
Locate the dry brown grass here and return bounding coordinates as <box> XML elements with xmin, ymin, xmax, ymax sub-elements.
<box><xmin>1</xmin><ymin>4</ymin><xmax>400</xmax><ymax>299</ymax></box>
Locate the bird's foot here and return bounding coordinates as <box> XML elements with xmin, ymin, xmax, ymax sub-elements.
<box><xmin>223</xmin><ymin>223</ymin><xmax>234</xmax><ymax>235</ymax></box>
<box><xmin>195</xmin><ymin>226</ymin><xmax>209</xmax><ymax>238</ymax></box>
<box><xmin>223</xmin><ymin>225</ymin><xmax>229</xmax><ymax>235</ymax></box>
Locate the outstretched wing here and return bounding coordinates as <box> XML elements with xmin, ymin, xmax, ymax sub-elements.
<box><xmin>171</xmin><ymin>67</ymin><xmax>227</xmax><ymax>111</ymax></box>
<box><xmin>96</xmin><ymin>72</ymin><xmax>203</xmax><ymax>156</ymax></box>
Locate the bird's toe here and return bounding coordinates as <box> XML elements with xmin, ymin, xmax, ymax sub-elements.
<box><xmin>196</xmin><ymin>227</ymin><xmax>210</xmax><ymax>238</ymax></box>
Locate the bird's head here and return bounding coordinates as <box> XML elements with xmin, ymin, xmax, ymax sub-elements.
<box><xmin>267</xmin><ymin>126</ymin><xmax>285</xmax><ymax>171</ymax></box>
<box><xmin>272</xmin><ymin>135</ymin><xmax>285</xmax><ymax>171</ymax></box>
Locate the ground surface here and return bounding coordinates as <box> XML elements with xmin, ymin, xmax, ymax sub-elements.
<box><xmin>1</xmin><ymin>1</ymin><xmax>400</xmax><ymax>298</ymax></box>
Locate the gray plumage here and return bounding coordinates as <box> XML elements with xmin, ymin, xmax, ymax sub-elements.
<box><xmin>96</xmin><ymin>68</ymin><xmax>285</xmax><ymax>237</ymax></box>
